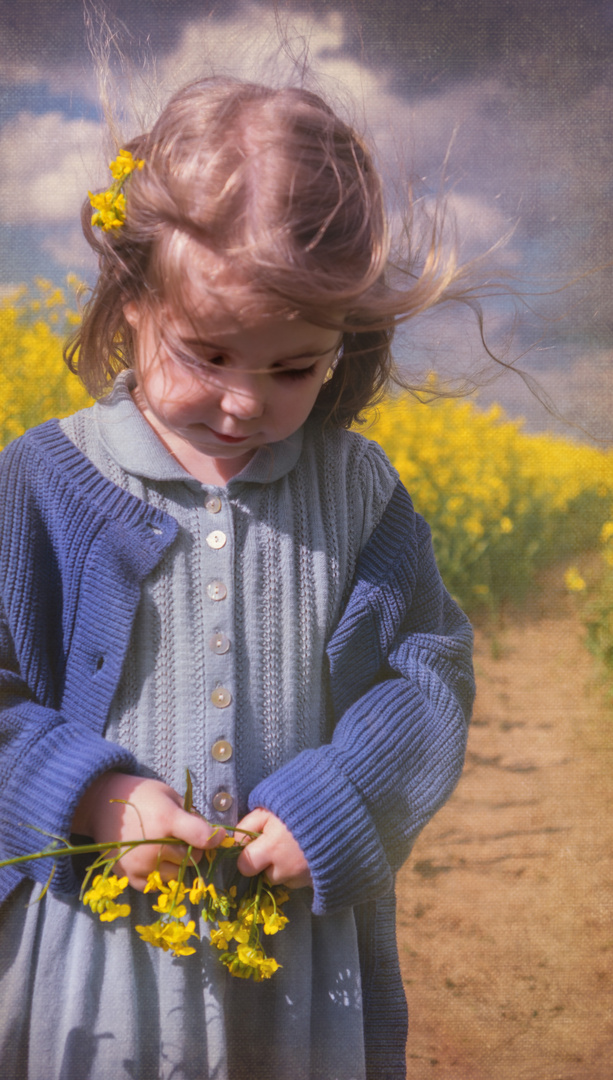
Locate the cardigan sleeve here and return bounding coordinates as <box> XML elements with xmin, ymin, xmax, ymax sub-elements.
<box><xmin>247</xmin><ymin>482</ymin><xmax>475</xmax><ymax>916</ymax></box>
<box><xmin>0</xmin><ymin>595</ymin><xmax>138</xmax><ymax>900</ymax></box>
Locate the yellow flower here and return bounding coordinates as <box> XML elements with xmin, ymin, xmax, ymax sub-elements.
<box><xmin>209</xmin><ymin>927</ymin><xmax>231</xmax><ymax>950</ymax></box>
<box><xmin>220</xmin><ymin>953</ymin><xmax>253</xmax><ymax>979</ymax></box>
<box><xmin>109</xmin><ymin>149</ymin><xmax>144</xmax><ymax>181</ymax></box>
<box><xmin>144</xmin><ymin>870</ymin><xmax>165</xmax><ymax>894</ymax></box>
<box><xmin>159</xmin><ymin>919</ymin><xmax>199</xmax><ymax>956</ymax></box>
<box><xmin>262</xmin><ymin>911</ymin><xmax>289</xmax><ymax>936</ymax></box>
<box><xmin>564</xmin><ymin>566</ymin><xmax>586</xmax><ymax>592</ymax></box>
<box><xmin>146</xmin><ymin>876</ymin><xmax>186</xmax><ymax>905</ymax></box>
<box><xmin>135</xmin><ymin>918</ymin><xmax>199</xmax><ymax>957</ymax></box>
<box><xmin>257</xmin><ymin>956</ymin><xmax>282</xmax><ymax>979</ymax></box>
<box><xmin>228</xmin><ymin>943</ymin><xmax>283</xmax><ymax>981</ymax></box>
<box><xmin>152</xmin><ymin>896</ymin><xmax>188</xmax><ymax>918</ymax></box>
<box><xmin>89</xmin><ymin>151</ymin><xmax>143</xmax><ymax>232</ymax></box>
<box><xmin>99</xmin><ymin>899</ymin><xmax>131</xmax><ymax>923</ymax></box>
<box><xmin>209</xmin><ymin>919</ymin><xmax>248</xmax><ymax>949</ymax></box>
<box><xmin>236</xmin><ymin>944</ymin><xmax>264</xmax><ymax>969</ymax></box>
<box><xmin>213</xmin><ymin>919</ymin><xmax>249</xmax><ymax>945</ymax></box>
<box><xmin>88</xmin><ymin>190</ymin><xmax>114</xmax><ymax>212</ymax></box>
<box><xmin>82</xmin><ymin>873</ymin><xmax>131</xmax><ymax>922</ymax></box>
<box><xmin>499</xmin><ymin>516</ymin><xmax>513</xmax><ymax>534</ymax></box>
<box><xmin>189</xmin><ymin>877</ymin><xmax>207</xmax><ymax>905</ymax></box>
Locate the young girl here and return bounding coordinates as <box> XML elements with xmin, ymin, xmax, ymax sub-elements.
<box><xmin>0</xmin><ymin>79</ymin><xmax>475</xmax><ymax>1080</ymax></box>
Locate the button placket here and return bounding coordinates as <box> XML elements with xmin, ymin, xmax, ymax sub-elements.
<box><xmin>202</xmin><ymin>489</ymin><xmax>237</xmax><ymax>823</ymax></box>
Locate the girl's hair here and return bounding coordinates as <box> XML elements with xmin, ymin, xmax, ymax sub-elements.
<box><xmin>67</xmin><ymin>77</ymin><xmax>475</xmax><ymax>427</ymax></box>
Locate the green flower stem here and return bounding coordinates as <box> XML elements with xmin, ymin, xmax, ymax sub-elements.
<box><xmin>0</xmin><ymin>836</ymin><xmax>187</xmax><ymax>871</ymax></box>
<box><xmin>248</xmin><ymin>874</ymin><xmax>265</xmax><ymax>947</ymax></box>
<box><xmin>0</xmin><ymin>825</ymin><xmax>260</xmax><ymax>875</ymax></box>
<box><xmin>166</xmin><ymin>845</ymin><xmax>192</xmax><ymax>918</ymax></box>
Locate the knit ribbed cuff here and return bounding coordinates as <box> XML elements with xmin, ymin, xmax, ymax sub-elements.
<box><xmin>1</xmin><ymin>704</ymin><xmax>136</xmax><ymax>898</ymax></box>
<box><xmin>249</xmin><ymin>746</ymin><xmax>394</xmax><ymax>916</ymax></box>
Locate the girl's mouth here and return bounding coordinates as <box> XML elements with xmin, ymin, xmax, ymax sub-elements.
<box><xmin>211</xmin><ymin>430</ymin><xmax>251</xmax><ymax>444</ymax></box>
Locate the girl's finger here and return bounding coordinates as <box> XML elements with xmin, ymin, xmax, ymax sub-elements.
<box><xmin>235</xmin><ymin>807</ymin><xmax>268</xmax><ymax>838</ymax></box>
<box><xmin>171</xmin><ymin>807</ymin><xmax>226</xmax><ymax>850</ymax></box>
<box><xmin>236</xmin><ymin>837</ymin><xmax>270</xmax><ymax>878</ymax></box>
<box><xmin>159</xmin><ymin>841</ymin><xmax>191</xmax><ymax>865</ymax></box>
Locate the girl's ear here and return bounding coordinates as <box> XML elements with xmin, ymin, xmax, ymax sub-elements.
<box><xmin>123</xmin><ymin>300</ymin><xmax>142</xmax><ymax>329</ymax></box>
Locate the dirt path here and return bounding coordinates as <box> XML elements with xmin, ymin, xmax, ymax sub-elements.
<box><xmin>397</xmin><ymin>587</ymin><xmax>613</xmax><ymax>1079</ymax></box>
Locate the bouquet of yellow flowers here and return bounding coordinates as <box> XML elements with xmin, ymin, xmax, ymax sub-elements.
<box><xmin>0</xmin><ymin>772</ymin><xmax>289</xmax><ymax>982</ymax></box>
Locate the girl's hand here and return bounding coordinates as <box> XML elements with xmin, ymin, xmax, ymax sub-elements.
<box><xmin>235</xmin><ymin>808</ymin><xmax>312</xmax><ymax>889</ymax></box>
<box><xmin>71</xmin><ymin>771</ymin><xmax>225</xmax><ymax>891</ymax></box>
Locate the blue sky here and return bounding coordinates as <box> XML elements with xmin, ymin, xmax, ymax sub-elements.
<box><xmin>0</xmin><ymin>0</ymin><xmax>611</xmax><ymax>437</ymax></box>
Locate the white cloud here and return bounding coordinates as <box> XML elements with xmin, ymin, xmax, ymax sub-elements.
<box><xmin>0</xmin><ymin>111</ymin><xmax>105</xmax><ymax>225</ymax></box>
<box><xmin>157</xmin><ymin>7</ymin><xmax>348</xmax><ymax>93</ymax></box>
<box><xmin>152</xmin><ymin>6</ymin><xmax>399</xmax><ymax>137</ymax></box>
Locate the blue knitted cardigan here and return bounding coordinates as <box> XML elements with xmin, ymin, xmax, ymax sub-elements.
<box><xmin>0</xmin><ymin>420</ymin><xmax>474</xmax><ymax>1080</ymax></box>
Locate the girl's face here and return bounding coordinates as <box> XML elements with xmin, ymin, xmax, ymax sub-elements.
<box><xmin>124</xmin><ymin>284</ymin><xmax>340</xmax><ymax>484</ymax></box>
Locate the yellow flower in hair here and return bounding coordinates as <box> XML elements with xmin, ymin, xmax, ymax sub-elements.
<box><xmin>89</xmin><ymin>149</ymin><xmax>144</xmax><ymax>232</ymax></box>
<box><xmin>109</xmin><ymin>149</ymin><xmax>144</xmax><ymax>181</ymax></box>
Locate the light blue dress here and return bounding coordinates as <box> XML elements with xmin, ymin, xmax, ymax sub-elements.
<box><xmin>0</xmin><ymin>374</ymin><xmax>398</xmax><ymax>1080</ymax></box>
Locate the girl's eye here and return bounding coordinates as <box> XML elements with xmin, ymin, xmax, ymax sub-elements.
<box><xmin>274</xmin><ymin>364</ymin><xmax>319</xmax><ymax>381</ymax></box>
<box><xmin>172</xmin><ymin>342</ymin><xmax>225</xmax><ymax>370</ymax></box>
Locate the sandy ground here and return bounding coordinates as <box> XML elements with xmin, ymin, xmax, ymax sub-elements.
<box><xmin>397</xmin><ymin>587</ymin><xmax>613</xmax><ymax>1079</ymax></box>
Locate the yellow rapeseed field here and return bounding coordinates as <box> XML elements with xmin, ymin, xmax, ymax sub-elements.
<box><xmin>0</xmin><ymin>278</ymin><xmax>92</xmax><ymax>446</ymax></box>
<box><xmin>361</xmin><ymin>393</ymin><xmax>613</xmax><ymax>608</ymax></box>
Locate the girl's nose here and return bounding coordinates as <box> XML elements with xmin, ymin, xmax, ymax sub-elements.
<box><xmin>219</xmin><ymin>379</ymin><xmax>265</xmax><ymax>420</ymax></box>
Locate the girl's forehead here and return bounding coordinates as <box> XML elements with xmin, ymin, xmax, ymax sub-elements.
<box><xmin>165</xmin><ymin>292</ymin><xmax>294</xmax><ymax>339</ymax></box>
<box><xmin>160</xmin><ymin>241</ymin><xmax>341</xmax><ymax>340</ymax></box>
<box><xmin>165</xmin><ymin>248</ymin><xmax>281</xmax><ymax>331</ymax></box>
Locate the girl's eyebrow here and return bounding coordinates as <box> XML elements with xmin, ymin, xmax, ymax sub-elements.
<box><xmin>180</xmin><ymin>337</ymin><xmax>334</xmax><ymax>366</ymax></box>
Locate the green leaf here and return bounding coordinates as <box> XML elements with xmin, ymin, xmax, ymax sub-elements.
<box><xmin>184</xmin><ymin>768</ymin><xmax>193</xmax><ymax>814</ymax></box>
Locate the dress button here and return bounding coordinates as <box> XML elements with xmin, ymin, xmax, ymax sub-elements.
<box><xmin>211</xmin><ymin>686</ymin><xmax>232</xmax><ymax>708</ymax></box>
<box><xmin>207</xmin><ymin>580</ymin><xmax>227</xmax><ymax>601</ymax></box>
<box><xmin>207</xmin><ymin>530</ymin><xmax>227</xmax><ymax>549</ymax></box>
<box><xmin>209</xmin><ymin>632</ymin><xmax>230</xmax><ymax>655</ymax></box>
<box><xmin>213</xmin><ymin>791</ymin><xmax>233</xmax><ymax>812</ymax></box>
<box><xmin>211</xmin><ymin>739</ymin><xmax>233</xmax><ymax>761</ymax></box>
<box><xmin>205</xmin><ymin>495</ymin><xmax>222</xmax><ymax>514</ymax></box>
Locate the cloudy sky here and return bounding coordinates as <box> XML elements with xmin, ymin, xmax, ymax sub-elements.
<box><xmin>1</xmin><ymin>0</ymin><xmax>611</xmax><ymax>437</ymax></box>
